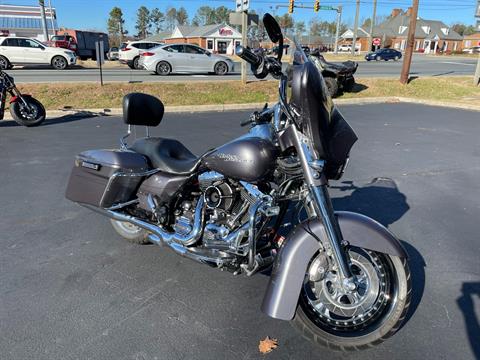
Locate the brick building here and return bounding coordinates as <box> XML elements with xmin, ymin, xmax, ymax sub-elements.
<box><xmin>163</xmin><ymin>24</ymin><xmax>242</xmax><ymax>55</ymax></box>
<box><xmin>340</xmin><ymin>8</ymin><xmax>463</xmax><ymax>53</ymax></box>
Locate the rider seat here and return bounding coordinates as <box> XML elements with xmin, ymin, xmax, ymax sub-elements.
<box><xmin>130</xmin><ymin>137</ymin><xmax>202</xmax><ymax>175</ymax></box>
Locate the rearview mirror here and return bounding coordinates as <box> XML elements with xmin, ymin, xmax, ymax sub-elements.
<box><xmin>263</xmin><ymin>13</ymin><xmax>284</xmax><ymax>62</ymax></box>
<box><xmin>263</xmin><ymin>13</ymin><xmax>282</xmax><ymax>43</ymax></box>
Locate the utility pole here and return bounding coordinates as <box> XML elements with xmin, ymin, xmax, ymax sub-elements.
<box><xmin>400</xmin><ymin>0</ymin><xmax>419</xmax><ymax>84</ymax></box>
<box><xmin>241</xmin><ymin>10</ymin><xmax>248</xmax><ymax>84</ymax></box>
<box><xmin>368</xmin><ymin>0</ymin><xmax>377</xmax><ymax>52</ymax></box>
<box><xmin>474</xmin><ymin>53</ymin><xmax>480</xmax><ymax>86</ymax></box>
<box><xmin>39</xmin><ymin>0</ymin><xmax>49</xmax><ymax>41</ymax></box>
<box><xmin>351</xmin><ymin>0</ymin><xmax>360</xmax><ymax>56</ymax></box>
<box><xmin>48</xmin><ymin>0</ymin><xmax>55</xmax><ymax>36</ymax></box>
<box><xmin>334</xmin><ymin>5</ymin><xmax>342</xmax><ymax>55</ymax></box>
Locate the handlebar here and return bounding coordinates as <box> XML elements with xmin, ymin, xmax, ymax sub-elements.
<box><xmin>235</xmin><ymin>45</ymin><xmax>262</xmax><ymax>68</ymax></box>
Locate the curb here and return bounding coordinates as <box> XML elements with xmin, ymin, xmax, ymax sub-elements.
<box><xmin>2</xmin><ymin>97</ymin><xmax>479</xmax><ymax>121</ymax></box>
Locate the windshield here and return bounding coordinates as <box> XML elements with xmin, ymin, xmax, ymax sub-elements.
<box><xmin>290</xmin><ymin>36</ymin><xmax>308</xmax><ymax>66</ymax></box>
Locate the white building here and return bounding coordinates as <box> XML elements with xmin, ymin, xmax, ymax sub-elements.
<box><xmin>0</xmin><ymin>4</ymin><xmax>57</xmax><ymax>41</ymax></box>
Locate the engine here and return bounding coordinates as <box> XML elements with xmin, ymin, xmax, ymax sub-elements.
<box><xmin>197</xmin><ymin>171</ymin><xmax>259</xmax><ymax>250</ymax></box>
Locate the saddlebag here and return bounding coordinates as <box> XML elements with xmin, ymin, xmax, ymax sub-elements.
<box><xmin>65</xmin><ymin>149</ymin><xmax>149</xmax><ymax>208</ymax></box>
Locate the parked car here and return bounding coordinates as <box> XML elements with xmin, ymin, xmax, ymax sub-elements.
<box><xmin>119</xmin><ymin>41</ymin><xmax>164</xmax><ymax>69</ymax></box>
<box><xmin>0</xmin><ymin>36</ymin><xmax>76</xmax><ymax>70</ymax></box>
<box><xmin>338</xmin><ymin>44</ymin><xmax>360</xmax><ymax>52</ymax></box>
<box><xmin>365</xmin><ymin>48</ymin><xmax>402</xmax><ymax>61</ymax></box>
<box><xmin>54</xmin><ymin>29</ymin><xmax>109</xmax><ymax>60</ymax></box>
<box><xmin>107</xmin><ymin>47</ymin><xmax>119</xmax><ymax>61</ymax></box>
<box><xmin>309</xmin><ymin>50</ymin><xmax>358</xmax><ymax>98</ymax></box>
<box><xmin>462</xmin><ymin>46</ymin><xmax>480</xmax><ymax>54</ymax></box>
<box><xmin>139</xmin><ymin>43</ymin><xmax>235</xmax><ymax>76</ymax></box>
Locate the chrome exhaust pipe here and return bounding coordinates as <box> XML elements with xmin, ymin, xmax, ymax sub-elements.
<box><xmin>84</xmin><ymin>197</ymin><xmax>205</xmax><ymax>247</ymax></box>
<box><xmin>81</xmin><ymin>197</ymin><xmax>233</xmax><ymax>267</ymax></box>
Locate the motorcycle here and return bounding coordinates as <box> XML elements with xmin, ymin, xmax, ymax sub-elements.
<box><xmin>65</xmin><ymin>14</ymin><xmax>412</xmax><ymax>350</ymax></box>
<box><xmin>0</xmin><ymin>68</ymin><xmax>46</xmax><ymax>127</ymax></box>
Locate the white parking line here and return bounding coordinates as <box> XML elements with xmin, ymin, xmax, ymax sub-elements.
<box><xmin>192</xmin><ymin>75</ymin><xmax>208</xmax><ymax>77</ymax></box>
<box><xmin>441</xmin><ymin>61</ymin><xmax>475</xmax><ymax>66</ymax></box>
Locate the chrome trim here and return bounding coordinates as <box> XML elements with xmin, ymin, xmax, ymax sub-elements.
<box><xmin>85</xmin><ymin>196</ymin><xmax>206</xmax><ymax>247</ymax></box>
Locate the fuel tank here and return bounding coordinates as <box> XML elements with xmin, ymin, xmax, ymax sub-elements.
<box><xmin>202</xmin><ymin>137</ymin><xmax>277</xmax><ymax>182</ymax></box>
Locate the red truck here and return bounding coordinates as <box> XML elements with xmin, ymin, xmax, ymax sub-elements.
<box><xmin>46</xmin><ymin>29</ymin><xmax>109</xmax><ymax>60</ymax></box>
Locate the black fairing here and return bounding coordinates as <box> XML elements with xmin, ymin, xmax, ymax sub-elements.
<box><xmin>202</xmin><ymin>137</ymin><xmax>277</xmax><ymax>182</ymax></box>
<box><xmin>123</xmin><ymin>93</ymin><xmax>164</xmax><ymax>126</ymax></box>
<box><xmin>290</xmin><ymin>61</ymin><xmax>358</xmax><ymax>179</ymax></box>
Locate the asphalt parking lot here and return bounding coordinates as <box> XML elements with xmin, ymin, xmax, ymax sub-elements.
<box><xmin>1</xmin><ymin>104</ymin><xmax>479</xmax><ymax>360</ymax></box>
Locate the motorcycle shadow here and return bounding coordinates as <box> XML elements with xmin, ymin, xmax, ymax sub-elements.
<box><xmin>457</xmin><ymin>282</ymin><xmax>480</xmax><ymax>359</ymax></box>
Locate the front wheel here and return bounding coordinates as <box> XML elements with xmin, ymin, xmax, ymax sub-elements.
<box><xmin>292</xmin><ymin>247</ymin><xmax>411</xmax><ymax>350</ymax></box>
<box><xmin>214</xmin><ymin>61</ymin><xmax>228</xmax><ymax>75</ymax></box>
<box><xmin>10</xmin><ymin>97</ymin><xmax>46</xmax><ymax>127</ymax></box>
<box><xmin>51</xmin><ymin>55</ymin><xmax>68</xmax><ymax>70</ymax></box>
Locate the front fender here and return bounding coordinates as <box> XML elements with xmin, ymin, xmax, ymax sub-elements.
<box><xmin>261</xmin><ymin>211</ymin><xmax>407</xmax><ymax>320</ymax></box>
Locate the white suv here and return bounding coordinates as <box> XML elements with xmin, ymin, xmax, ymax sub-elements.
<box><xmin>0</xmin><ymin>36</ymin><xmax>76</xmax><ymax>70</ymax></box>
<box><xmin>119</xmin><ymin>41</ymin><xmax>163</xmax><ymax>69</ymax></box>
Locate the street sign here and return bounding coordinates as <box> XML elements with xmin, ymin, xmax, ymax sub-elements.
<box><xmin>95</xmin><ymin>40</ymin><xmax>105</xmax><ymax>86</ymax></box>
<box><xmin>235</xmin><ymin>0</ymin><xmax>249</xmax><ymax>12</ymax></box>
<box><xmin>320</xmin><ymin>5</ymin><xmax>336</xmax><ymax>11</ymax></box>
<box><xmin>95</xmin><ymin>40</ymin><xmax>105</xmax><ymax>66</ymax></box>
<box><xmin>229</xmin><ymin>12</ymin><xmax>258</xmax><ymax>26</ymax></box>
<box><xmin>373</xmin><ymin>38</ymin><xmax>381</xmax><ymax>46</ymax></box>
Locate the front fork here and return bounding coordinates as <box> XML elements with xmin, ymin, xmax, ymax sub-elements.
<box><xmin>290</xmin><ymin>126</ymin><xmax>355</xmax><ymax>288</ymax></box>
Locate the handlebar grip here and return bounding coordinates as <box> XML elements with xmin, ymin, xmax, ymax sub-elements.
<box><xmin>236</xmin><ymin>45</ymin><xmax>262</xmax><ymax>67</ymax></box>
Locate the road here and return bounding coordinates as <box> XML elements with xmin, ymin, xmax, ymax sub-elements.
<box><xmin>5</xmin><ymin>54</ymin><xmax>478</xmax><ymax>83</ymax></box>
<box><xmin>1</xmin><ymin>104</ymin><xmax>479</xmax><ymax>359</ymax></box>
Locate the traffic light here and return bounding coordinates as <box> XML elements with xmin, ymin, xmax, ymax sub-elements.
<box><xmin>288</xmin><ymin>0</ymin><xmax>295</xmax><ymax>13</ymax></box>
<box><xmin>314</xmin><ymin>0</ymin><xmax>320</xmax><ymax>12</ymax></box>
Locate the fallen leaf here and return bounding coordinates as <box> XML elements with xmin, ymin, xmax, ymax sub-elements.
<box><xmin>258</xmin><ymin>336</ymin><xmax>278</xmax><ymax>354</ymax></box>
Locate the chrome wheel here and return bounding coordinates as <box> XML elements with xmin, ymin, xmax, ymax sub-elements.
<box><xmin>0</xmin><ymin>56</ymin><xmax>9</xmax><ymax>70</ymax></box>
<box><xmin>301</xmin><ymin>248</ymin><xmax>394</xmax><ymax>333</ymax></box>
<box><xmin>110</xmin><ymin>219</ymin><xmax>150</xmax><ymax>244</ymax></box>
<box><xmin>156</xmin><ymin>61</ymin><xmax>171</xmax><ymax>75</ymax></box>
<box><xmin>214</xmin><ymin>62</ymin><xmax>228</xmax><ymax>75</ymax></box>
<box><xmin>114</xmin><ymin>220</ymin><xmax>143</xmax><ymax>235</ymax></box>
<box><xmin>52</xmin><ymin>56</ymin><xmax>67</xmax><ymax>70</ymax></box>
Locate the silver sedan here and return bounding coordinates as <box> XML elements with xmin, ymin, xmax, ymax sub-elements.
<box><xmin>139</xmin><ymin>44</ymin><xmax>235</xmax><ymax>76</ymax></box>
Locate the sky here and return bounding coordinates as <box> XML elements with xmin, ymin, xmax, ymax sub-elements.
<box><xmin>1</xmin><ymin>0</ymin><xmax>478</xmax><ymax>33</ymax></box>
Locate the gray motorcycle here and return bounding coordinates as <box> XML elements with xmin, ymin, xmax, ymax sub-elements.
<box><xmin>66</xmin><ymin>14</ymin><xmax>412</xmax><ymax>350</ymax></box>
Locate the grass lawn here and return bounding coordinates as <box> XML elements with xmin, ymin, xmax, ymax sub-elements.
<box><xmin>341</xmin><ymin>77</ymin><xmax>480</xmax><ymax>103</ymax></box>
<box><xmin>14</xmin><ymin>77</ymin><xmax>479</xmax><ymax>110</ymax></box>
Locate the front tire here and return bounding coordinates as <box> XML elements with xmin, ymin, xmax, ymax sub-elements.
<box><xmin>51</xmin><ymin>55</ymin><xmax>68</xmax><ymax>70</ymax></box>
<box><xmin>110</xmin><ymin>219</ymin><xmax>150</xmax><ymax>244</ymax></box>
<box><xmin>10</xmin><ymin>97</ymin><xmax>46</xmax><ymax>127</ymax></box>
<box><xmin>291</xmin><ymin>248</ymin><xmax>411</xmax><ymax>350</ymax></box>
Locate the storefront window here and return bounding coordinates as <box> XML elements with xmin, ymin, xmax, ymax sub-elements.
<box><xmin>207</xmin><ymin>40</ymin><xmax>213</xmax><ymax>50</ymax></box>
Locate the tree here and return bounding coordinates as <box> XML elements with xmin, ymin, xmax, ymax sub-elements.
<box><xmin>150</xmin><ymin>8</ymin><xmax>165</xmax><ymax>34</ymax></box>
<box><xmin>176</xmin><ymin>7</ymin><xmax>188</xmax><ymax>26</ymax></box>
<box><xmin>214</xmin><ymin>6</ymin><xmax>230</xmax><ymax>24</ymax></box>
<box><xmin>275</xmin><ymin>14</ymin><xmax>295</xmax><ymax>36</ymax></box>
<box><xmin>362</xmin><ymin>17</ymin><xmax>372</xmax><ymax>29</ymax></box>
<box><xmin>295</xmin><ymin>21</ymin><xmax>306</xmax><ymax>36</ymax></box>
<box><xmin>193</xmin><ymin>6</ymin><xmax>215</xmax><ymax>25</ymax></box>
<box><xmin>452</xmin><ymin>23</ymin><xmax>477</xmax><ymax>36</ymax></box>
<box><xmin>107</xmin><ymin>7</ymin><xmax>125</xmax><ymax>46</ymax></box>
<box><xmin>135</xmin><ymin>6</ymin><xmax>151</xmax><ymax>38</ymax></box>
<box><xmin>165</xmin><ymin>7</ymin><xmax>177</xmax><ymax>30</ymax></box>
